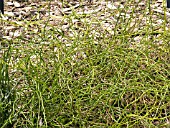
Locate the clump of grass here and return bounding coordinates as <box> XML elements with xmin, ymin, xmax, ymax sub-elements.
<box><xmin>0</xmin><ymin>0</ymin><xmax>170</xmax><ymax>127</ymax></box>
<box><xmin>0</xmin><ymin>46</ymin><xmax>16</xmax><ymax>127</ymax></box>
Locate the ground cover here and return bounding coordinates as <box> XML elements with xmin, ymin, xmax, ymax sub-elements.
<box><xmin>0</xmin><ymin>0</ymin><xmax>170</xmax><ymax>127</ymax></box>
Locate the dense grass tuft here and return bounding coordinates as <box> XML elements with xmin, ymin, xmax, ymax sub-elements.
<box><xmin>1</xmin><ymin>0</ymin><xmax>170</xmax><ymax>127</ymax></box>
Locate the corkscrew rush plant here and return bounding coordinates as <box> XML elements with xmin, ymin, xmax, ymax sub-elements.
<box><xmin>0</xmin><ymin>0</ymin><xmax>170</xmax><ymax>127</ymax></box>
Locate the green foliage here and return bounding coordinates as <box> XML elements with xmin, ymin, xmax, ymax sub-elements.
<box><xmin>0</xmin><ymin>46</ymin><xmax>16</xmax><ymax>127</ymax></box>
<box><xmin>1</xmin><ymin>0</ymin><xmax>170</xmax><ymax>127</ymax></box>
